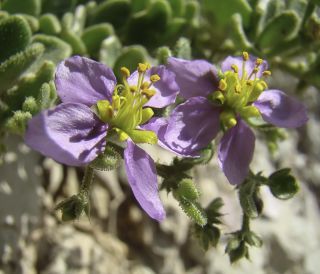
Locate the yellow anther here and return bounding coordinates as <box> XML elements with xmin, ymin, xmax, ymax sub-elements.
<box><xmin>130</xmin><ymin>86</ymin><xmax>137</xmax><ymax>93</ymax></box>
<box><xmin>120</xmin><ymin>67</ymin><xmax>130</xmax><ymax>78</ymax></box>
<box><xmin>138</xmin><ymin>63</ymin><xmax>148</xmax><ymax>73</ymax></box>
<box><xmin>242</xmin><ymin>51</ymin><xmax>249</xmax><ymax>61</ymax></box>
<box><xmin>260</xmin><ymin>81</ymin><xmax>268</xmax><ymax>89</ymax></box>
<box><xmin>255</xmin><ymin>58</ymin><xmax>263</xmax><ymax>66</ymax></box>
<box><xmin>146</xmin><ymin>63</ymin><xmax>151</xmax><ymax>69</ymax></box>
<box><xmin>142</xmin><ymin>89</ymin><xmax>156</xmax><ymax>99</ymax></box>
<box><xmin>218</xmin><ymin>79</ymin><xmax>227</xmax><ymax>91</ymax></box>
<box><xmin>141</xmin><ymin>81</ymin><xmax>151</xmax><ymax>90</ymax></box>
<box><xmin>253</xmin><ymin>67</ymin><xmax>259</xmax><ymax>73</ymax></box>
<box><xmin>246</xmin><ymin>80</ymin><xmax>253</xmax><ymax>86</ymax></box>
<box><xmin>150</xmin><ymin>74</ymin><xmax>160</xmax><ymax>83</ymax></box>
<box><xmin>231</xmin><ymin>64</ymin><xmax>239</xmax><ymax>73</ymax></box>
<box><xmin>262</xmin><ymin>70</ymin><xmax>272</xmax><ymax>77</ymax></box>
<box><xmin>235</xmin><ymin>84</ymin><xmax>241</xmax><ymax>93</ymax></box>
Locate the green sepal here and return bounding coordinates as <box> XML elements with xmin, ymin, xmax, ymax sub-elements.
<box><xmin>244</xmin><ymin>231</ymin><xmax>263</xmax><ymax>247</ymax></box>
<box><xmin>175</xmin><ymin>178</ymin><xmax>200</xmax><ymax>201</ymax></box>
<box><xmin>194</xmin><ymin>224</ymin><xmax>221</xmax><ymax>250</ymax></box>
<box><xmin>239</xmin><ymin>180</ymin><xmax>263</xmax><ymax>218</ymax></box>
<box><xmin>55</xmin><ymin>193</ymin><xmax>89</xmax><ymax>222</ymax></box>
<box><xmin>178</xmin><ymin>197</ymin><xmax>207</xmax><ymax>226</ymax></box>
<box><xmin>0</xmin><ymin>15</ymin><xmax>32</xmax><ymax>63</ymax></box>
<box><xmin>268</xmin><ymin>168</ymin><xmax>299</xmax><ymax>199</ymax></box>
<box><xmin>90</xmin><ymin>144</ymin><xmax>122</xmax><ymax>171</ymax></box>
<box><xmin>206</xmin><ymin>197</ymin><xmax>224</xmax><ymax>225</ymax></box>
<box><xmin>228</xmin><ymin>241</ymin><xmax>249</xmax><ymax>264</ymax></box>
<box><xmin>128</xmin><ymin>129</ymin><xmax>158</xmax><ymax>144</ymax></box>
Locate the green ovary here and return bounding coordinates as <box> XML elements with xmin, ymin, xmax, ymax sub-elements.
<box><xmin>209</xmin><ymin>55</ymin><xmax>270</xmax><ymax>130</ymax></box>
<box><xmin>95</xmin><ymin>64</ymin><xmax>159</xmax><ymax>144</ymax></box>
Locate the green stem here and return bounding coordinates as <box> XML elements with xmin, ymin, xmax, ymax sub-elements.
<box><xmin>241</xmin><ymin>213</ymin><xmax>250</xmax><ymax>233</ymax></box>
<box><xmin>80</xmin><ymin>166</ymin><xmax>94</xmax><ymax>196</ymax></box>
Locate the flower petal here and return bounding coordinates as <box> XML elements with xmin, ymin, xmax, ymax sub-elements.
<box><xmin>55</xmin><ymin>56</ymin><xmax>116</xmax><ymax>106</ymax></box>
<box><xmin>254</xmin><ymin>89</ymin><xmax>308</xmax><ymax>128</ymax></box>
<box><xmin>218</xmin><ymin>119</ymin><xmax>255</xmax><ymax>185</ymax></box>
<box><xmin>167</xmin><ymin>57</ymin><xmax>218</xmax><ymax>99</ymax></box>
<box><xmin>25</xmin><ymin>103</ymin><xmax>107</xmax><ymax>166</ymax></box>
<box><xmin>221</xmin><ymin>55</ymin><xmax>268</xmax><ymax>78</ymax></box>
<box><xmin>124</xmin><ymin>140</ymin><xmax>165</xmax><ymax>221</ymax></box>
<box><xmin>143</xmin><ymin>97</ymin><xmax>220</xmax><ymax>157</ymax></box>
<box><xmin>127</xmin><ymin>65</ymin><xmax>179</xmax><ymax>108</ymax></box>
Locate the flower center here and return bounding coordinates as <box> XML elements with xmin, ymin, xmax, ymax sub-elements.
<box><xmin>95</xmin><ymin>63</ymin><xmax>160</xmax><ymax>144</ymax></box>
<box><xmin>208</xmin><ymin>52</ymin><xmax>272</xmax><ymax>130</ymax></box>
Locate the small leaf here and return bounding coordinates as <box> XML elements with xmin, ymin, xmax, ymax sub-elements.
<box><xmin>245</xmin><ymin>231</ymin><xmax>263</xmax><ymax>247</ymax></box>
<box><xmin>39</xmin><ymin>14</ymin><xmax>62</xmax><ymax>35</ymax></box>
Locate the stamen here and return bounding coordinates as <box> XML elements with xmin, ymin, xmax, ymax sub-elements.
<box><xmin>255</xmin><ymin>58</ymin><xmax>263</xmax><ymax>66</ymax></box>
<box><xmin>218</xmin><ymin>79</ymin><xmax>227</xmax><ymax>91</ymax></box>
<box><xmin>138</xmin><ymin>63</ymin><xmax>148</xmax><ymax>73</ymax></box>
<box><xmin>246</xmin><ymin>80</ymin><xmax>253</xmax><ymax>86</ymax></box>
<box><xmin>120</xmin><ymin>67</ymin><xmax>130</xmax><ymax>78</ymax></box>
<box><xmin>262</xmin><ymin>70</ymin><xmax>272</xmax><ymax>77</ymax></box>
<box><xmin>150</xmin><ymin>74</ymin><xmax>160</xmax><ymax>83</ymax></box>
<box><xmin>130</xmin><ymin>86</ymin><xmax>137</xmax><ymax>93</ymax></box>
<box><xmin>231</xmin><ymin>64</ymin><xmax>238</xmax><ymax>73</ymax></box>
<box><xmin>141</xmin><ymin>82</ymin><xmax>151</xmax><ymax>90</ymax></box>
<box><xmin>235</xmin><ymin>84</ymin><xmax>241</xmax><ymax>93</ymax></box>
<box><xmin>142</xmin><ymin>89</ymin><xmax>156</xmax><ymax>99</ymax></box>
<box><xmin>242</xmin><ymin>51</ymin><xmax>249</xmax><ymax>61</ymax></box>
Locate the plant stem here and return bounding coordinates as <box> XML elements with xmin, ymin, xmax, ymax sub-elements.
<box><xmin>80</xmin><ymin>166</ymin><xmax>94</xmax><ymax>196</ymax></box>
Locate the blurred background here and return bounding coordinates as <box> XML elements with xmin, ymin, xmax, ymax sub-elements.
<box><xmin>0</xmin><ymin>0</ymin><xmax>320</xmax><ymax>273</ymax></box>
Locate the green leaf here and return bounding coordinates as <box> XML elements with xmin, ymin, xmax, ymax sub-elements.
<box><xmin>39</xmin><ymin>14</ymin><xmax>62</xmax><ymax>35</ymax></box>
<box><xmin>229</xmin><ymin>13</ymin><xmax>253</xmax><ymax>51</ymax></box>
<box><xmin>99</xmin><ymin>35</ymin><xmax>122</xmax><ymax>68</ymax></box>
<box><xmin>0</xmin><ymin>43</ymin><xmax>44</xmax><ymax>93</ymax></box>
<box><xmin>169</xmin><ymin>0</ymin><xmax>185</xmax><ymax>17</ymax></box>
<box><xmin>0</xmin><ymin>15</ymin><xmax>32</xmax><ymax>62</ymax></box>
<box><xmin>5</xmin><ymin>110</ymin><xmax>32</xmax><ymax>134</ymax></box>
<box><xmin>268</xmin><ymin>168</ymin><xmax>299</xmax><ymax>199</ymax></box>
<box><xmin>2</xmin><ymin>0</ymin><xmax>41</xmax><ymax>16</ymax></box>
<box><xmin>89</xmin><ymin>0</ymin><xmax>131</xmax><ymax>28</ymax></box>
<box><xmin>81</xmin><ymin>23</ymin><xmax>114</xmax><ymax>57</ymax></box>
<box><xmin>257</xmin><ymin>11</ymin><xmax>301</xmax><ymax>50</ymax></box>
<box><xmin>203</xmin><ymin>0</ymin><xmax>252</xmax><ymax>28</ymax></box>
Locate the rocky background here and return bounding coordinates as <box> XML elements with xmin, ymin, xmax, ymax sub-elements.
<box><xmin>1</xmin><ymin>71</ymin><xmax>319</xmax><ymax>274</ymax></box>
<box><xmin>1</xmin><ymin>0</ymin><xmax>320</xmax><ymax>273</ymax></box>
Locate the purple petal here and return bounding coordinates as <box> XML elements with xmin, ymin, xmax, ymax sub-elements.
<box><xmin>143</xmin><ymin>97</ymin><xmax>220</xmax><ymax>157</ymax></box>
<box><xmin>167</xmin><ymin>57</ymin><xmax>218</xmax><ymax>99</ymax></box>
<box><xmin>124</xmin><ymin>140</ymin><xmax>165</xmax><ymax>221</ymax></box>
<box><xmin>25</xmin><ymin>103</ymin><xmax>107</xmax><ymax>166</ymax></box>
<box><xmin>254</xmin><ymin>89</ymin><xmax>308</xmax><ymax>128</ymax></box>
<box><xmin>127</xmin><ymin>66</ymin><xmax>179</xmax><ymax>108</ymax></box>
<box><xmin>221</xmin><ymin>56</ymin><xmax>268</xmax><ymax>78</ymax></box>
<box><xmin>55</xmin><ymin>56</ymin><xmax>117</xmax><ymax>106</ymax></box>
<box><xmin>218</xmin><ymin>119</ymin><xmax>255</xmax><ymax>185</ymax></box>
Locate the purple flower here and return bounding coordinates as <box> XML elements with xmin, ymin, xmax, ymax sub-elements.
<box><xmin>146</xmin><ymin>53</ymin><xmax>308</xmax><ymax>185</ymax></box>
<box><xmin>25</xmin><ymin>56</ymin><xmax>179</xmax><ymax>221</ymax></box>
